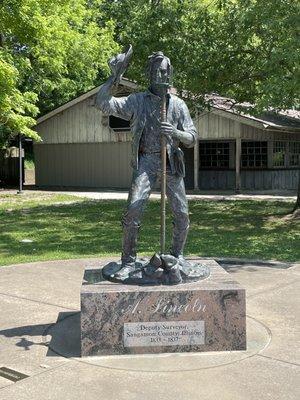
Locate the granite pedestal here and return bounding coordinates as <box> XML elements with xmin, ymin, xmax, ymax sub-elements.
<box><xmin>81</xmin><ymin>259</ymin><xmax>246</xmax><ymax>356</ymax></box>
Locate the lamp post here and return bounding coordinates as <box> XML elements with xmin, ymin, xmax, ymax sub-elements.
<box><xmin>17</xmin><ymin>134</ymin><xmax>23</xmax><ymax>194</ymax></box>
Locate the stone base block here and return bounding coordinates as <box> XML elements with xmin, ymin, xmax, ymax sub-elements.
<box><xmin>80</xmin><ymin>259</ymin><xmax>246</xmax><ymax>356</ymax></box>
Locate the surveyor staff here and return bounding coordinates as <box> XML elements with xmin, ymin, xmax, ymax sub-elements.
<box><xmin>160</xmin><ymin>82</ymin><xmax>168</xmax><ymax>254</ymax></box>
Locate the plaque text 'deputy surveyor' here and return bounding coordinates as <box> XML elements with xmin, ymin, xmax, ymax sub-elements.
<box><xmin>124</xmin><ymin>320</ymin><xmax>205</xmax><ymax>347</ymax></box>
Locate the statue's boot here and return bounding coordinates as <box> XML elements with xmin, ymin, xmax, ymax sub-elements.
<box><xmin>115</xmin><ymin>225</ymin><xmax>139</xmax><ymax>279</ymax></box>
<box><xmin>170</xmin><ymin>224</ymin><xmax>190</xmax><ymax>267</ymax></box>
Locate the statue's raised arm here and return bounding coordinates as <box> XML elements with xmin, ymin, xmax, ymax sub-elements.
<box><xmin>95</xmin><ymin>45</ymin><xmax>134</xmax><ymax>120</ymax></box>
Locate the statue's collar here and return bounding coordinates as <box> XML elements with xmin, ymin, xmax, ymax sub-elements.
<box><xmin>146</xmin><ymin>88</ymin><xmax>171</xmax><ymax>99</ymax></box>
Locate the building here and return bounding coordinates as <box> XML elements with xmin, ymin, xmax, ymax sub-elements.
<box><xmin>34</xmin><ymin>81</ymin><xmax>300</xmax><ymax>191</ymax></box>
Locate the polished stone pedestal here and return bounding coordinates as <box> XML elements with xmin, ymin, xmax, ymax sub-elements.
<box><xmin>80</xmin><ymin>259</ymin><xmax>246</xmax><ymax>356</ymax></box>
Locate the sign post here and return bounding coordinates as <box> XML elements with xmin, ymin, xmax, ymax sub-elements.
<box><xmin>17</xmin><ymin>134</ymin><xmax>23</xmax><ymax>194</ymax></box>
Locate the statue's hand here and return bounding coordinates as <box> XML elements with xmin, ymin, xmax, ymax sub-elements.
<box><xmin>161</xmin><ymin>122</ymin><xmax>177</xmax><ymax>140</ymax></box>
<box><xmin>108</xmin><ymin>44</ymin><xmax>133</xmax><ymax>85</ymax></box>
<box><xmin>161</xmin><ymin>122</ymin><xmax>194</xmax><ymax>145</ymax></box>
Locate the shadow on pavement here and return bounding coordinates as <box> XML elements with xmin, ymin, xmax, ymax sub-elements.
<box><xmin>219</xmin><ymin>260</ymin><xmax>293</xmax><ymax>273</ymax></box>
<box><xmin>0</xmin><ymin>312</ymin><xmax>81</xmax><ymax>358</ymax></box>
<box><xmin>0</xmin><ymin>323</ymin><xmax>51</xmax><ymax>351</ymax></box>
<box><xmin>45</xmin><ymin>311</ymin><xmax>81</xmax><ymax>358</ymax></box>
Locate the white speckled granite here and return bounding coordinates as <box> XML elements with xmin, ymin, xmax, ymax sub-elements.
<box><xmin>81</xmin><ymin>259</ymin><xmax>246</xmax><ymax>356</ymax></box>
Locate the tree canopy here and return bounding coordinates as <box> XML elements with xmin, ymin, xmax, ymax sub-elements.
<box><xmin>0</xmin><ymin>0</ymin><xmax>118</xmax><ymax>146</ymax></box>
<box><xmin>0</xmin><ymin>0</ymin><xmax>299</xmax><ymax>146</ymax></box>
<box><xmin>102</xmin><ymin>0</ymin><xmax>299</xmax><ymax>111</ymax></box>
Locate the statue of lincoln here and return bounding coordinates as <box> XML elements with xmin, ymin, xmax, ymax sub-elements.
<box><xmin>96</xmin><ymin>46</ymin><xmax>197</xmax><ymax>280</ymax></box>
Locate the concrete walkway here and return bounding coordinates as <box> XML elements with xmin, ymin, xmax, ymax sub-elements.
<box><xmin>0</xmin><ymin>258</ymin><xmax>299</xmax><ymax>400</ymax></box>
<box><xmin>0</xmin><ymin>188</ymin><xmax>297</xmax><ymax>202</ymax></box>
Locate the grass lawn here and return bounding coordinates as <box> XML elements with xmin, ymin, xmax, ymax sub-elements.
<box><xmin>0</xmin><ymin>193</ymin><xmax>299</xmax><ymax>266</ymax></box>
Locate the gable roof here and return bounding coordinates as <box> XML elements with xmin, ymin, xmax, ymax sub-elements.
<box><xmin>36</xmin><ymin>78</ymin><xmax>138</xmax><ymax>124</ymax></box>
<box><xmin>207</xmin><ymin>94</ymin><xmax>300</xmax><ymax>132</ymax></box>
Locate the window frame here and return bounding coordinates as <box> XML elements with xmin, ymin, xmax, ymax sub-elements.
<box><xmin>108</xmin><ymin>115</ymin><xmax>131</xmax><ymax>133</ymax></box>
<box><xmin>288</xmin><ymin>141</ymin><xmax>300</xmax><ymax>168</ymax></box>
<box><xmin>241</xmin><ymin>141</ymin><xmax>268</xmax><ymax>169</ymax></box>
<box><xmin>269</xmin><ymin>140</ymin><xmax>300</xmax><ymax>169</ymax></box>
<box><xmin>272</xmin><ymin>141</ymin><xmax>287</xmax><ymax>168</ymax></box>
<box><xmin>198</xmin><ymin>140</ymin><xmax>234</xmax><ymax>170</ymax></box>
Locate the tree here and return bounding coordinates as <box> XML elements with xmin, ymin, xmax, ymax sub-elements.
<box><xmin>0</xmin><ymin>52</ymin><xmax>39</xmax><ymax>144</ymax></box>
<box><xmin>101</xmin><ymin>0</ymin><xmax>300</xmax><ymax>112</ymax></box>
<box><xmin>0</xmin><ymin>0</ymin><xmax>119</xmax><ymax>147</ymax></box>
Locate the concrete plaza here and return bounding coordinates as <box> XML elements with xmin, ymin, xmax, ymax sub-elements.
<box><xmin>0</xmin><ymin>258</ymin><xmax>299</xmax><ymax>400</ymax></box>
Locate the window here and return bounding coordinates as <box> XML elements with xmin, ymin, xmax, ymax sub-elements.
<box><xmin>109</xmin><ymin>116</ymin><xmax>130</xmax><ymax>132</ymax></box>
<box><xmin>273</xmin><ymin>141</ymin><xmax>286</xmax><ymax>167</ymax></box>
<box><xmin>289</xmin><ymin>142</ymin><xmax>300</xmax><ymax>167</ymax></box>
<box><xmin>241</xmin><ymin>141</ymin><xmax>267</xmax><ymax>168</ymax></box>
<box><xmin>199</xmin><ymin>142</ymin><xmax>230</xmax><ymax>168</ymax></box>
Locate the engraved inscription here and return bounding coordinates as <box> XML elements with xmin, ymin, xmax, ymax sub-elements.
<box><xmin>124</xmin><ymin>321</ymin><xmax>205</xmax><ymax>347</ymax></box>
<box><xmin>126</xmin><ymin>297</ymin><xmax>207</xmax><ymax>315</ymax></box>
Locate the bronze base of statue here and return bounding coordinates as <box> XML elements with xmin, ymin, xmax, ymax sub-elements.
<box><xmin>102</xmin><ymin>253</ymin><xmax>210</xmax><ymax>285</ymax></box>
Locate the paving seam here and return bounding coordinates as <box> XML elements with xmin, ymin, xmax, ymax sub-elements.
<box><xmin>0</xmin><ymin>382</ymin><xmax>14</xmax><ymax>390</ymax></box>
<box><xmin>0</xmin><ymin>292</ymin><xmax>77</xmax><ymax>311</ymax></box>
<box><xmin>66</xmin><ymin>352</ymin><xmax>268</xmax><ymax>374</ymax></box>
<box><xmin>257</xmin><ymin>353</ymin><xmax>300</xmax><ymax>367</ymax></box>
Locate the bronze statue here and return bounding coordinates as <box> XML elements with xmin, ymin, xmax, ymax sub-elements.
<box><xmin>96</xmin><ymin>46</ymin><xmax>209</xmax><ymax>285</ymax></box>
